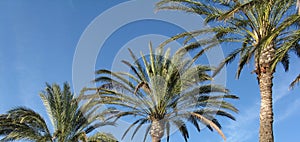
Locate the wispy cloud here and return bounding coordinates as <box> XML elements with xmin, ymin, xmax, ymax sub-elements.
<box><xmin>276</xmin><ymin>98</ymin><xmax>300</xmax><ymax>122</ymax></box>
<box><xmin>273</xmin><ymin>70</ymin><xmax>300</xmax><ymax>123</ymax></box>
<box><xmin>223</xmin><ymin>99</ymin><xmax>259</xmax><ymax>142</ymax></box>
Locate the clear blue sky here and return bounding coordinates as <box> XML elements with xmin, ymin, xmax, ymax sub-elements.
<box><xmin>0</xmin><ymin>0</ymin><xmax>300</xmax><ymax>142</ymax></box>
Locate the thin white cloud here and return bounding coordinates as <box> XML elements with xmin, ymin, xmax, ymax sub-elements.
<box><xmin>276</xmin><ymin>98</ymin><xmax>300</xmax><ymax>122</ymax></box>
<box><xmin>222</xmin><ymin>99</ymin><xmax>259</xmax><ymax>142</ymax></box>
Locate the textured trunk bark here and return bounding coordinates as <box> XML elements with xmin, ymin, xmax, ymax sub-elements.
<box><xmin>257</xmin><ymin>44</ymin><xmax>275</xmax><ymax>142</ymax></box>
<box><xmin>151</xmin><ymin>136</ymin><xmax>161</xmax><ymax>142</ymax></box>
<box><xmin>258</xmin><ymin>71</ymin><xmax>274</xmax><ymax>142</ymax></box>
<box><xmin>150</xmin><ymin>119</ymin><xmax>164</xmax><ymax>142</ymax></box>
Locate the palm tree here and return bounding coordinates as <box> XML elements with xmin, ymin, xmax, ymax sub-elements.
<box><xmin>0</xmin><ymin>83</ymin><xmax>117</xmax><ymax>142</ymax></box>
<box><xmin>84</xmin><ymin>44</ymin><xmax>238</xmax><ymax>142</ymax></box>
<box><xmin>156</xmin><ymin>0</ymin><xmax>300</xmax><ymax>141</ymax></box>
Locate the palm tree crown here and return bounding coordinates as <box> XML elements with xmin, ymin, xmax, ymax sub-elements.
<box><xmin>85</xmin><ymin>43</ymin><xmax>238</xmax><ymax>142</ymax></box>
<box><xmin>157</xmin><ymin>0</ymin><xmax>300</xmax><ymax>77</ymax></box>
<box><xmin>0</xmin><ymin>83</ymin><xmax>117</xmax><ymax>142</ymax></box>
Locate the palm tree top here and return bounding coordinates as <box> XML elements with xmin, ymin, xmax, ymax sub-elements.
<box><xmin>156</xmin><ymin>0</ymin><xmax>300</xmax><ymax>78</ymax></box>
<box><xmin>83</xmin><ymin>43</ymin><xmax>238</xmax><ymax>142</ymax></box>
<box><xmin>0</xmin><ymin>82</ymin><xmax>117</xmax><ymax>142</ymax></box>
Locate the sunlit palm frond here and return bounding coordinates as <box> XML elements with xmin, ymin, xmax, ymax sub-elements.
<box><xmin>0</xmin><ymin>107</ymin><xmax>52</xmax><ymax>141</ymax></box>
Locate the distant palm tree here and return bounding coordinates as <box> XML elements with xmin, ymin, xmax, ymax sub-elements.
<box><xmin>156</xmin><ymin>0</ymin><xmax>300</xmax><ymax>141</ymax></box>
<box><xmin>0</xmin><ymin>83</ymin><xmax>117</xmax><ymax>142</ymax></box>
<box><xmin>85</xmin><ymin>44</ymin><xmax>238</xmax><ymax>142</ymax></box>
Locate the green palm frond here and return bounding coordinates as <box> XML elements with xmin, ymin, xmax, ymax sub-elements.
<box><xmin>87</xmin><ymin>132</ymin><xmax>118</xmax><ymax>142</ymax></box>
<box><xmin>191</xmin><ymin>112</ymin><xmax>226</xmax><ymax>141</ymax></box>
<box><xmin>172</xmin><ymin>119</ymin><xmax>189</xmax><ymax>142</ymax></box>
<box><xmin>0</xmin><ymin>107</ymin><xmax>52</xmax><ymax>141</ymax></box>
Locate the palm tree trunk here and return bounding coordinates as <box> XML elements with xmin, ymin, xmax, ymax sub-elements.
<box><xmin>257</xmin><ymin>45</ymin><xmax>275</xmax><ymax>142</ymax></box>
<box><xmin>150</xmin><ymin>119</ymin><xmax>164</xmax><ymax>142</ymax></box>
<box><xmin>151</xmin><ymin>137</ymin><xmax>161</xmax><ymax>142</ymax></box>
<box><xmin>258</xmin><ymin>70</ymin><xmax>274</xmax><ymax>142</ymax></box>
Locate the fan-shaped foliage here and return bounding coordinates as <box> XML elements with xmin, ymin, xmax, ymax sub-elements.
<box><xmin>0</xmin><ymin>83</ymin><xmax>117</xmax><ymax>142</ymax></box>
<box><xmin>83</xmin><ymin>44</ymin><xmax>238</xmax><ymax>142</ymax></box>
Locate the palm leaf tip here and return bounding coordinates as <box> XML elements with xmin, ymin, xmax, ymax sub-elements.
<box><xmin>191</xmin><ymin>112</ymin><xmax>226</xmax><ymax>141</ymax></box>
<box><xmin>289</xmin><ymin>74</ymin><xmax>300</xmax><ymax>89</ymax></box>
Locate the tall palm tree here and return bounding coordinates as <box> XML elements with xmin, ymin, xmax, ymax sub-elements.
<box><xmin>156</xmin><ymin>0</ymin><xmax>300</xmax><ymax>141</ymax></box>
<box><xmin>0</xmin><ymin>83</ymin><xmax>117</xmax><ymax>142</ymax></box>
<box><xmin>84</xmin><ymin>44</ymin><xmax>238</xmax><ymax>142</ymax></box>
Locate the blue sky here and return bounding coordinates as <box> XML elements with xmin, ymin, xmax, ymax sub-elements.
<box><xmin>0</xmin><ymin>0</ymin><xmax>300</xmax><ymax>142</ymax></box>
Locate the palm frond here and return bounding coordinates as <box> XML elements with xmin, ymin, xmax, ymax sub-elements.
<box><xmin>191</xmin><ymin>112</ymin><xmax>226</xmax><ymax>141</ymax></box>
<box><xmin>290</xmin><ymin>74</ymin><xmax>300</xmax><ymax>89</ymax></box>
